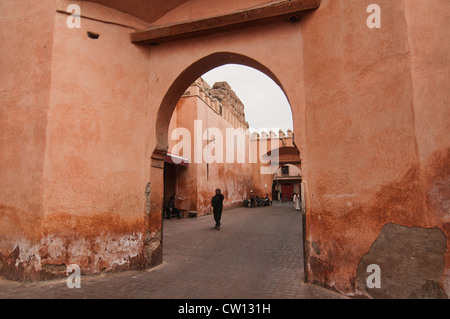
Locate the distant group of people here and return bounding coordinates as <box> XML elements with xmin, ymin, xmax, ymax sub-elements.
<box><xmin>243</xmin><ymin>191</ymin><xmax>272</xmax><ymax>208</ymax></box>
<box><xmin>166</xmin><ymin>188</ymin><xmax>300</xmax><ymax>231</ymax></box>
<box><xmin>277</xmin><ymin>191</ymin><xmax>289</xmax><ymax>203</ymax></box>
<box><xmin>274</xmin><ymin>190</ymin><xmax>301</xmax><ymax>211</ymax></box>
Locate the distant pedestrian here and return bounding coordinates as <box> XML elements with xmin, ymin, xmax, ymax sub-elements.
<box><xmin>250</xmin><ymin>191</ymin><xmax>256</xmax><ymax>208</ymax></box>
<box><xmin>211</xmin><ymin>189</ymin><xmax>224</xmax><ymax>230</ymax></box>
<box><xmin>293</xmin><ymin>193</ymin><xmax>300</xmax><ymax>211</ymax></box>
<box><xmin>166</xmin><ymin>196</ymin><xmax>181</xmax><ymax>219</ymax></box>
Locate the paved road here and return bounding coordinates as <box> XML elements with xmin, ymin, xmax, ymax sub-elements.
<box><xmin>0</xmin><ymin>203</ymin><xmax>346</xmax><ymax>299</ymax></box>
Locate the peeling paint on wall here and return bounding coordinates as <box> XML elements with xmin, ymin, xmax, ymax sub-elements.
<box><xmin>0</xmin><ymin>231</ymin><xmax>147</xmax><ymax>281</ymax></box>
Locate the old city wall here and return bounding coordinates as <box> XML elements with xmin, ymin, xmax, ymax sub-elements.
<box><xmin>0</xmin><ymin>0</ymin><xmax>158</xmax><ymax>280</ymax></box>
<box><xmin>168</xmin><ymin>82</ymin><xmax>272</xmax><ymax>216</ymax></box>
<box><xmin>41</xmin><ymin>1</ymin><xmax>158</xmax><ymax>278</ymax></box>
<box><xmin>0</xmin><ymin>0</ymin><xmax>58</xmax><ymax>280</ymax></box>
<box><xmin>300</xmin><ymin>0</ymin><xmax>450</xmax><ymax>298</ymax></box>
<box><xmin>405</xmin><ymin>0</ymin><xmax>450</xmax><ymax>297</ymax></box>
<box><xmin>0</xmin><ymin>0</ymin><xmax>448</xmax><ymax>299</ymax></box>
<box><xmin>147</xmin><ymin>0</ymin><xmax>450</xmax><ymax>298</ymax></box>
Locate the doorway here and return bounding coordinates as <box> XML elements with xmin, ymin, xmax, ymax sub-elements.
<box><xmin>148</xmin><ymin>51</ymin><xmax>307</xmax><ymax>285</ymax></box>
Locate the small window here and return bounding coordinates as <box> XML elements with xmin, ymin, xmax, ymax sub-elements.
<box><xmin>282</xmin><ymin>166</ymin><xmax>289</xmax><ymax>175</ymax></box>
<box><xmin>87</xmin><ymin>31</ymin><xmax>100</xmax><ymax>39</ymax></box>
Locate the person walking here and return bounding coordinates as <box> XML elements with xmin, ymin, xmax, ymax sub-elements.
<box><xmin>211</xmin><ymin>189</ymin><xmax>224</xmax><ymax>230</ymax></box>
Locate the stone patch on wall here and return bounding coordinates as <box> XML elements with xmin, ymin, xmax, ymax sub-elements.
<box><xmin>145</xmin><ymin>230</ymin><xmax>163</xmax><ymax>268</ymax></box>
<box><xmin>356</xmin><ymin>223</ymin><xmax>448</xmax><ymax>299</ymax></box>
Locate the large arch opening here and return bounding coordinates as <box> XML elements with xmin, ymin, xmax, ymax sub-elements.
<box><xmin>153</xmin><ymin>52</ymin><xmax>289</xmax><ymax>154</ymax></box>
<box><xmin>148</xmin><ymin>52</ymin><xmax>307</xmax><ymax>287</ymax></box>
<box><xmin>265</xmin><ymin>146</ymin><xmax>302</xmax><ymax>205</ymax></box>
<box><xmin>152</xmin><ymin>53</ymin><xmax>297</xmax><ymax>215</ymax></box>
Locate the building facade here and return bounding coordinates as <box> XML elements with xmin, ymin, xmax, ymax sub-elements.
<box><xmin>0</xmin><ymin>0</ymin><xmax>449</xmax><ymax>299</ymax></box>
<box><xmin>165</xmin><ymin>78</ymin><xmax>275</xmax><ymax>216</ymax></box>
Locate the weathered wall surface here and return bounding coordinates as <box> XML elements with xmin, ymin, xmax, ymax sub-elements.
<box><xmin>0</xmin><ymin>0</ymin><xmax>160</xmax><ymax>280</ymax></box>
<box><xmin>39</xmin><ymin>1</ymin><xmax>155</xmax><ymax>278</ymax></box>
<box><xmin>405</xmin><ymin>0</ymin><xmax>450</xmax><ymax>296</ymax></box>
<box><xmin>168</xmin><ymin>84</ymin><xmax>271</xmax><ymax>216</ymax></box>
<box><xmin>0</xmin><ymin>0</ymin><xmax>57</xmax><ymax>280</ymax></box>
<box><xmin>301</xmin><ymin>0</ymin><xmax>449</xmax><ymax>298</ymax></box>
<box><xmin>1</xmin><ymin>0</ymin><xmax>448</xmax><ymax>298</ymax></box>
<box><xmin>355</xmin><ymin>223</ymin><xmax>447</xmax><ymax>298</ymax></box>
<box><xmin>168</xmin><ymin>94</ymin><xmax>199</xmax><ymax>213</ymax></box>
<box><xmin>194</xmin><ymin>94</ymin><xmax>245</xmax><ymax>214</ymax></box>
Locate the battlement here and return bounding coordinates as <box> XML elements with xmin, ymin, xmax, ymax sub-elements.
<box><xmin>182</xmin><ymin>78</ymin><xmax>249</xmax><ymax>130</ymax></box>
<box><xmin>250</xmin><ymin>129</ymin><xmax>293</xmax><ymax>140</ymax></box>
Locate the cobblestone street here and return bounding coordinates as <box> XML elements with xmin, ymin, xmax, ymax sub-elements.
<box><xmin>0</xmin><ymin>203</ymin><xmax>346</xmax><ymax>299</ymax></box>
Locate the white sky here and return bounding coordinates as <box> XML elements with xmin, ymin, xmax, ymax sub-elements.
<box><xmin>201</xmin><ymin>64</ymin><xmax>293</xmax><ymax>134</ymax></box>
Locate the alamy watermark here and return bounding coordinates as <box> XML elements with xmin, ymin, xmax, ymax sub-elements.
<box><xmin>367</xmin><ymin>4</ymin><xmax>381</xmax><ymax>29</ymax></box>
<box><xmin>66</xmin><ymin>4</ymin><xmax>81</xmax><ymax>29</ymax></box>
<box><xmin>170</xmin><ymin>121</ymin><xmax>281</xmax><ymax>175</ymax></box>
<box><xmin>366</xmin><ymin>264</ymin><xmax>381</xmax><ymax>289</ymax></box>
<box><xmin>66</xmin><ymin>264</ymin><xmax>81</xmax><ymax>288</ymax></box>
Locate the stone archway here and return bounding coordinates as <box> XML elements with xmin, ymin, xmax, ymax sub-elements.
<box><xmin>147</xmin><ymin>52</ymin><xmax>303</xmax><ymax>268</ymax></box>
<box><xmin>153</xmin><ymin>52</ymin><xmax>288</xmax><ymax>153</ymax></box>
<box><xmin>2</xmin><ymin>1</ymin><xmax>448</xmax><ymax>298</ymax></box>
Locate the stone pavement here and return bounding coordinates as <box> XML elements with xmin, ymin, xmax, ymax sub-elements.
<box><xmin>0</xmin><ymin>203</ymin><xmax>346</xmax><ymax>299</ymax></box>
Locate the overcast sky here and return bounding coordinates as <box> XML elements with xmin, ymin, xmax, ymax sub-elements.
<box><xmin>202</xmin><ymin>64</ymin><xmax>293</xmax><ymax>134</ymax></box>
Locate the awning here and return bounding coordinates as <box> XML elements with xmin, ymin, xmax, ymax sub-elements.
<box><xmin>164</xmin><ymin>153</ymin><xmax>189</xmax><ymax>166</ymax></box>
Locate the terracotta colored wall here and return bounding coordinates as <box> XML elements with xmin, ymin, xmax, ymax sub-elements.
<box><xmin>249</xmin><ymin>137</ymin><xmax>281</xmax><ymax>199</ymax></box>
<box><xmin>168</xmin><ymin>96</ymin><xmax>199</xmax><ymax>212</ymax></box>
<box><xmin>302</xmin><ymin>0</ymin><xmax>418</xmax><ymax>294</ymax></box>
<box><xmin>2</xmin><ymin>0</ymin><xmax>307</xmax><ymax>281</ymax></box>
<box><xmin>168</xmin><ymin>85</ymin><xmax>262</xmax><ymax>215</ymax></box>
<box><xmin>1</xmin><ymin>0</ymin><xmax>159</xmax><ymax>280</ymax></box>
<box><xmin>405</xmin><ymin>0</ymin><xmax>450</xmax><ymax>293</ymax></box>
<box><xmin>195</xmin><ymin>103</ymin><xmax>252</xmax><ymax>214</ymax></box>
<box><xmin>40</xmin><ymin>1</ymin><xmax>154</xmax><ymax>277</ymax></box>
<box><xmin>300</xmin><ymin>0</ymin><xmax>449</xmax><ymax>297</ymax></box>
<box><xmin>2</xmin><ymin>0</ymin><xmax>448</xmax><ymax>298</ymax></box>
<box><xmin>0</xmin><ymin>0</ymin><xmax>57</xmax><ymax>280</ymax></box>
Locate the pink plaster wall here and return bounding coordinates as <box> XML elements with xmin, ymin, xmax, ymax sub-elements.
<box><xmin>40</xmin><ymin>2</ymin><xmax>153</xmax><ymax>276</ymax></box>
<box><xmin>168</xmin><ymin>96</ymin><xmax>199</xmax><ymax>212</ymax></box>
<box><xmin>300</xmin><ymin>0</ymin><xmax>450</xmax><ymax>296</ymax></box>
<box><xmin>1</xmin><ymin>0</ymin><xmax>448</xmax><ymax>298</ymax></box>
<box><xmin>0</xmin><ymin>0</ymin><xmax>57</xmax><ymax>279</ymax></box>
<box><xmin>168</xmin><ymin>85</ymin><xmax>262</xmax><ymax>215</ymax></box>
<box><xmin>405</xmin><ymin>0</ymin><xmax>450</xmax><ymax>289</ymax></box>
<box><xmin>1</xmin><ymin>0</ymin><xmax>157</xmax><ymax>279</ymax></box>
